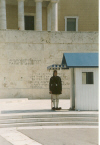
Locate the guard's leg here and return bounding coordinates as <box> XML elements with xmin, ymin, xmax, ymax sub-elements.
<box><xmin>56</xmin><ymin>95</ymin><xmax>61</xmax><ymax>110</ymax></box>
<box><xmin>56</xmin><ymin>95</ymin><xmax>59</xmax><ymax>108</ymax></box>
<box><xmin>52</xmin><ymin>95</ymin><xmax>56</xmax><ymax>108</ymax></box>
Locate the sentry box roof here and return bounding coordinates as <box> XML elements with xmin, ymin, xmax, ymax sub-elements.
<box><xmin>47</xmin><ymin>53</ymin><xmax>98</xmax><ymax>70</ymax></box>
<box><xmin>47</xmin><ymin>64</ymin><xmax>67</xmax><ymax>70</ymax></box>
<box><xmin>62</xmin><ymin>53</ymin><xmax>99</xmax><ymax>68</ymax></box>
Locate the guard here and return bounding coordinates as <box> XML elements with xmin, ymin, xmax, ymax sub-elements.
<box><xmin>49</xmin><ymin>70</ymin><xmax>62</xmax><ymax>110</ymax></box>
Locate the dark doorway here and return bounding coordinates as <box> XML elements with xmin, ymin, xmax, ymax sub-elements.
<box><xmin>25</xmin><ymin>16</ymin><xmax>34</xmax><ymax>30</ymax></box>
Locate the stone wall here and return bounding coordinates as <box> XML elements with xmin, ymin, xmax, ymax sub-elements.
<box><xmin>0</xmin><ymin>30</ymin><xmax>98</xmax><ymax>99</ymax></box>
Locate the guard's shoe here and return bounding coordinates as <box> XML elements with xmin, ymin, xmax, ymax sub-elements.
<box><xmin>52</xmin><ymin>107</ymin><xmax>56</xmax><ymax>110</ymax></box>
<box><xmin>56</xmin><ymin>107</ymin><xmax>62</xmax><ymax>110</ymax></box>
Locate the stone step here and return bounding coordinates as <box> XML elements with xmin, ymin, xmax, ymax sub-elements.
<box><xmin>0</xmin><ymin>117</ymin><xmax>98</xmax><ymax>124</ymax></box>
<box><xmin>0</xmin><ymin>122</ymin><xmax>98</xmax><ymax>128</ymax></box>
<box><xmin>0</xmin><ymin>113</ymin><xmax>98</xmax><ymax>120</ymax></box>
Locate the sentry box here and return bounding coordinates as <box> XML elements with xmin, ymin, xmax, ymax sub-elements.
<box><xmin>47</xmin><ymin>53</ymin><xmax>99</xmax><ymax>111</ymax></box>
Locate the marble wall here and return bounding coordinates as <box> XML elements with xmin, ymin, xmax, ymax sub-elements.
<box><xmin>0</xmin><ymin>30</ymin><xmax>98</xmax><ymax>99</ymax></box>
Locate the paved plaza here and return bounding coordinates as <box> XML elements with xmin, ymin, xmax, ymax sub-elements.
<box><xmin>19</xmin><ymin>128</ymin><xmax>98</xmax><ymax>145</ymax></box>
<box><xmin>0</xmin><ymin>99</ymin><xmax>99</xmax><ymax>145</ymax></box>
<box><xmin>0</xmin><ymin>126</ymin><xmax>98</xmax><ymax>145</ymax></box>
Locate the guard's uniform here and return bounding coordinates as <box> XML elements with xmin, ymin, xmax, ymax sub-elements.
<box><xmin>49</xmin><ymin>75</ymin><xmax>62</xmax><ymax>108</ymax></box>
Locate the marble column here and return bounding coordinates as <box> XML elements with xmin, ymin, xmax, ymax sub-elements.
<box><xmin>35</xmin><ymin>0</ymin><xmax>42</xmax><ymax>31</ymax></box>
<box><xmin>47</xmin><ymin>3</ymin><xmax>51</xmax><ymax>31</ymax></box>
<box><xmin>0</xmin><ymin>0</ymin><xmax>7</xmax><ymax>29</ymax></box>
<box><xmin>51</xmin><ymin>0</ymin><xmax>59</xmax><ymax>31</ymax></box>
<box><xmin>18</xmin><ymin>0</ymin><xmax>25</xmax><ymax>30</ymax></box>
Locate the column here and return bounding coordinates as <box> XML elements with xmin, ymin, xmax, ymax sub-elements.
<box><xmin>0</xmin><ymin>0</ymin><xmax>7</xmax><ymax>29</ymax></box>
<box><xmin>47</xmin><ymin>3</ymin><xmax>51</xmax><ymax>31</ymax></box>
<box><xmin>18</xmin><ymin>0</ymin><xmax>25</xmax><ymax>30</ymax></box>
<box><xmin>51</xmin><ymin>0</ymin><xmax>59</xmax><ymax>31</ymax></box>
<box><xmin>35</xmin><ymin>0</ymin><xmax>42</xmax><ymax>31</ymax></box>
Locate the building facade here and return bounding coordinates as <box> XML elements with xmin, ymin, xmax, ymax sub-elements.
<box><xmin>0</xmin><ymin>0</ymin><xmax>98</xmax><ymax>31</ymax></box>
<box><xmin>0</xmin><ymin>0</ymin><xmax>98</xmax><ymax>100</ymax></box>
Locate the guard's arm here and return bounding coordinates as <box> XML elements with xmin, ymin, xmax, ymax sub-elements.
<box><xmin>49</xmin><ymin>78</ymin><xmax>52</xmax><ymax>94</ymax></box>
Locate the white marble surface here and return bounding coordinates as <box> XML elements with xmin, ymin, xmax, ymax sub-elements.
<box><xmin>0</xmin><ymin>128</ymin><xmax>42</xmax><ymax>145</ymax></box>
<box><xmin>0</xmin><ymin>99</ymin><xmax>70</xmax><ymax>113</ymax></box>
<box><xmin>0</xmin><ymin>31</ymin><xmax>98</xmax><ymax>43</ymax></box>
<box><xmin>0</xmin><ymin>135</ymin><xmax>12</xmax><ymax>145</ymax></box>
<box><xmin>0</xmin><ymin>30</ymin><xmax>98</xmax><ymax>99</ymax></box>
